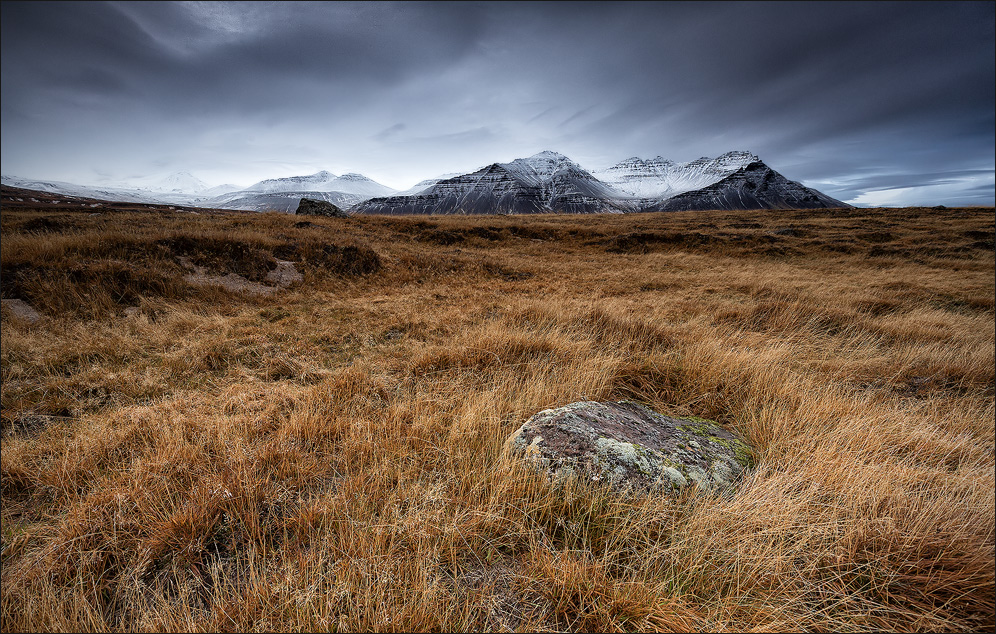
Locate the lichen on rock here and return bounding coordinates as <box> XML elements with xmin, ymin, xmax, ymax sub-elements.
<box><xmin>506</xmin><ymin>400</ymin><xmax>755</xmax><ymax>496</ymax></box>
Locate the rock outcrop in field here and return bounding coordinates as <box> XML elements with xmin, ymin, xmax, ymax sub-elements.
<box><xmin>296</xmin><ymin>197</ymin><xmax>349</xmax><ymax>218</ymax></box>
<box><xmin>507</xmin><ymin>400</ymin><xmax>755</xmax><ymax>495</ymax></box>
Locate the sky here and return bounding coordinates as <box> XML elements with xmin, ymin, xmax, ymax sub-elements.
<box><xmin>1</xmin><ymin>1</ymin><xmax>993</xmax><ymax>206</ymax></box>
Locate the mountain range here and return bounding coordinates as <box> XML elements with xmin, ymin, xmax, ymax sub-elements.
<box><xmin>1</xmin><ymin>150</ymin><xmax>849</xmax><ymax>214</ymax></box>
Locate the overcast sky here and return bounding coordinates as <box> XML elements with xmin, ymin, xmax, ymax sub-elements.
<box><xmin>2</xmin><ymin>1</ymin><xmax>993</xmax><ymax>206</ymax></box>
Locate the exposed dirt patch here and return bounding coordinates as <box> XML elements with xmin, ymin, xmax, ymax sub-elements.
<box><xmin>602</xmin><ymin>231</ymin><xmax>721</xmax><ymax>253</ymax></box>
<box><xmin>179</xmin><ymin>257</ymin><xmax>302</xmax><ymax>296</ymax></box>
<box><xmin>1</xmin><ymin>298</ymin><xmax>41</xmax><ymax>323</ymax></box>
<box><xmin>158</xmin><ymin>236</ymin><xmax>277</xmax><ymax>282</ymax></box>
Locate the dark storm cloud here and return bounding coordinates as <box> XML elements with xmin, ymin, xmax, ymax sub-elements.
<box><xmin>3</xmin><ymin>2</ymin><xmax>485</xmax><ymax>116</ymax></box>
<box><xmin>2</xmin><ymin>1</ymin><xmax>992</xmax><ymax>205</ymax></box>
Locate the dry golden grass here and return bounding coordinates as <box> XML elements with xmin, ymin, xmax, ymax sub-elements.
<box><xmin>2</xmin><ymin>194</ymin><xmax>994</xmax><ymax>632</ymax></box>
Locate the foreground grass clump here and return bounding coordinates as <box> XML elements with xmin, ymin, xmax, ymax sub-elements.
<box><xmin>2</xmin><ymin>194</ymin><xmax>994</xmax><ymax>632</ymax></box>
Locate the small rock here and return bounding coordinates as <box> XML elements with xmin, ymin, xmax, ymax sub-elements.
<box><xmin>506</xmin><ymin>400</ymin><xmax>755</xmax><ymax>495</ymax></box>
<box><xmin>265</xmin><ymin>260</ymin><xmax>303</xmax><ymax>288</ymax></box>
<box><xmin>1</xmin><ymin>298</ymin><xmax>42</xmax><ymax>323</ymax></box>
<box><xmin>296</xmin><ymin>198</ymin><xmax>349</xmax><ymax>218</ymax></box>
<box><xmin>184</xmin><ymin>272</ymin><xmax>276</xmax><ymax>296</ymax></box>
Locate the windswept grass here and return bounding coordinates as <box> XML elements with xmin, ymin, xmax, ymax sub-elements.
<box><xmin>2</xmin><ymin>196</ymin><xmax>993</xmax><ymax>631</ymax></box>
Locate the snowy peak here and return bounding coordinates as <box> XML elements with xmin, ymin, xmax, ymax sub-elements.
<box><xmin>716</xmin><ymin>150</ymin><xmax>760</xmax><ymax>163</ymax></box>
<box><xmin>0</xmin><ymin>174</ymin><xmax>161</xmax><ymax>203</ymax></box>
<box><xmin>244</xmin><ymin>171</ymin><xmax>395</xmax><ymax>197</ymax></box>
<box><xmin>148</xmin><ymin>171</ymin><xmax>209</xmax><ymax>193</ymax></box>
<box><xmin>514</xmin><ymin>150</ymin><xmax>572</xmax><ymax>166</ymax></box>
<box><xmin>353</xmin><ymin>150</ymin><xmax>625</xmax><ymax>215</ymax></box>
<box><xmin>681</xmin><ymin>151</ymin><xmax>759</xmax><ymax>173</ymax></box>
<box><xmin>324</xmin><ymin>173</ymin><xmax>397</xmax><ymax>197</ymax></box>
<box><xmin>246</xmin><ymin>171</ymin><xmax>338</xmax><ymax>193</ymax></box>
<box><xmin>106</xmin><ymin>170</ymin><xmax>211</xmax><ymax>194</ymax></box>
<box><xmin>200</xmin><ymin>183</ymin><xmax>242</xmax><ymax>197</ymax></box>
<box><xmin>646</xmin><ymin>160</ymin><xmax>848</xmax><ymax>211</ymax></box>
<box><xmin>594</xmin><ymin>150</ymin><xmax>761</xmax><ymax>199</ymax></box>
<box><xmin>354</xmin><ymin>149</ymin><xmax>847</xmax><ymax>215</ymax></box>
<box><xmin>612</xmin><ymin>157</ymin><xmax>676</xmax><ymax>171</ymax></box>
<box><xmin>502</xmin><ymin>150</ymin><xmax>582</xmax><ymax>184</ymax></box>
<box><xmin>4</xmin><ymin>149</ymin><xmax>848</xmax><ymax>215</ymax></box>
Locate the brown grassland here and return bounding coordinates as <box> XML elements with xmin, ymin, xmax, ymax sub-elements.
<box><xmin>1</xmin><ymin>188</ymin><xmax>994</xmax><ymax>632</ymax></box>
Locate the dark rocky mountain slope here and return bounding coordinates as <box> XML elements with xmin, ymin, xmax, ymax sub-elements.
<box><xmin>353</xmin><ymin>151</ymin><xmax>627</xmax><ymax>215</ymax></box>
<box><xmin>642</xmin><ymin>161</ymin><xmax>848</xmax><ymax>212</ymax></box>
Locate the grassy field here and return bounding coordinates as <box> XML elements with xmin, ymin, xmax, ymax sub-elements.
<box><xmin>2</xmin><ymin>190</ymin><xmax>994</xmax><ymax>632</ymax></box>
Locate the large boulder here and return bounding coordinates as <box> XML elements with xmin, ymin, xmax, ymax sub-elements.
<box><xmin>295</xmin><ymin>197</ymin><xmax>349</xmax><ymax>218</ymax></box>
<box><xmin>506</xmin><ymin>400</ymin><xmax>754</xmax><ymax>495</ymax></box>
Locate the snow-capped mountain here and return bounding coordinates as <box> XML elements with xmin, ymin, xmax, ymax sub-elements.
<box><xmin>244</xmin><ymin>171</ymin><xmax>396</xmax><ymax>198</ymax></box>
<box><xmin>0</xmin><ymin>175</ymin><xmax>163</xmax><ymax>203</ymax></box>
<box><xmin>644</xmin><ymin>160</ymin><xmax>849</xmax><ymax>211</ymax></box>
<box><xmin>207</xmin><ymin>190</ymin><xmax>364</xmax><ymax>213</ymax></box>
<box><xmin>203</xmin><ymin>170</ymin><xmax>396</xmax><ymax>212</ymax></box>
<box><xmin>594</xmin><ymin>151</ymin><xmax>759</xmax><ymax>199</ymax></box>
<box><xmin>2</xmin><ymin>151</ymin><xmax>850</xmax><ymax>214</ymax></box>
<box><xmin>354</xmin><ymin>150</ymin><xmax>847</xmax><ymax>215</ymax></box>
<box><xmin>1</xmin><ymin>169</ymin><xmax>397</xmax><ymax>212</ymax></box>
<box><xmin>244</xmin><ymin>170</ymin><xmax>335</xmax><ymax>193</ymax></box>
<box><xmin>353</xmin><ymin>151</ymin><xmax>627</xmax><ymax>215</ymax></box>
<box><xmin>200</xmin><ymin>183</ymin><xmax>243</xmax><ymax>197</ymax></box>
<box><xmin>0</xmin><ymin>172</ymin><xmax>236</xmax><ymax>205</ymax></box>
<box><xmin>141</xmin><ymin>171</ymin><xmax>210</xmax><ymax>194</ymax></box>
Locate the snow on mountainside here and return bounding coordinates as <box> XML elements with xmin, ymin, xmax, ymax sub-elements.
<box><xmin>594</xmin><ymin>151</ymin><xmax>759</xmax><ymax>199</ymax></box>
<box><xmin>205</xmin><ymin>171</ymin><xmax>394</xmax><ymax>212</ymax></box>
<box><xmin>208</xmin><ymin>190</ymin><xmax>364</xmax><ymax>214</ymax></box>
<box><xmin>0</xmin><ymin>175</ymin><xmax>163</xmax><ymax>204</ymax></box>
<box><xmin>1</xmin><ymin>172</ymin><xmax>234</xmax><ymax>205</ymax></box>
<box><xmin>0</xmin><ymin>169</ymin><xmax>390</xmax><ymax>211</ymax></box>
<box><xmin>200</xmin><ymin>183</ymin><xmax>243</xmax><ymax>197</ymax></box>
<box><xmin>245</xmin><ymin>170</ymin><xmax>335</xmax><ymax>193</ymax></box>
<box><xmin>353</xmin><ymin>151</ymin><xmax>628</xmax><ymax>215</ymax></box>
<box><xmin>2</xmin><ymin>151</ymin><xmax>850</xmax><ymax>214</ymax></box>
<box><xmin>142</xmin><ymin>171</ymin><xmax>210</xmax><ymax>193</ymax></box>
<box><xmin>645</xmin><ymin>160</ymin><xmax>849</xmax><ymax>211</ymax></box>
<box><xmin>244</xmin><ymin>171</ymin><xmax>396</xmax><ymax>198</ymax></box>
<box><xmin>355</xmin><ymin>150</ymin><xmax>848</xmax><ymax>215</ymax></box>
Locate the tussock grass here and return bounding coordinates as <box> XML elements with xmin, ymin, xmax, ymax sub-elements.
<box><xmin>2</xmin><ymin>200</ymin><xmax>994</xmax><ymax>631</ymax></box>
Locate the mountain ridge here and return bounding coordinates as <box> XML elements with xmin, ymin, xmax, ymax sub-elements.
<box><xmin>645</xmin><ymin>160</ymin><xmax>849</xmax><ymax>211</ymax></box>
<box><xmin>353</xmin><ymin>152</ymin><xmax>629</xmax><ymax>215</ymax></box>
<box><xmin>352</xmin><ymin>150</ymin><xmax>848</xmax><ymax>215</ymax></box>
<box><xmin>2</xmin><ymin>150</ymin><xmax>850</xmax><ymax>214</ymax></box>
<box><xmin>244</xmin><ymin>171</ymin><xmax>396</xmax><ymax>197</ymax></box>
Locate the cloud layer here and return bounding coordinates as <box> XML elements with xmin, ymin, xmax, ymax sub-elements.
<box><xmin>2</xmin><ymin>1</ymin><xmax>993</xmax><ymax>205</ymax></box>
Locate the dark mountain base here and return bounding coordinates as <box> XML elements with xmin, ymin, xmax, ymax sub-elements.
<box><xmin>643</xmin><ymin>162</ymin><xmax>848</xmax><ymax>212</ymax></box>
